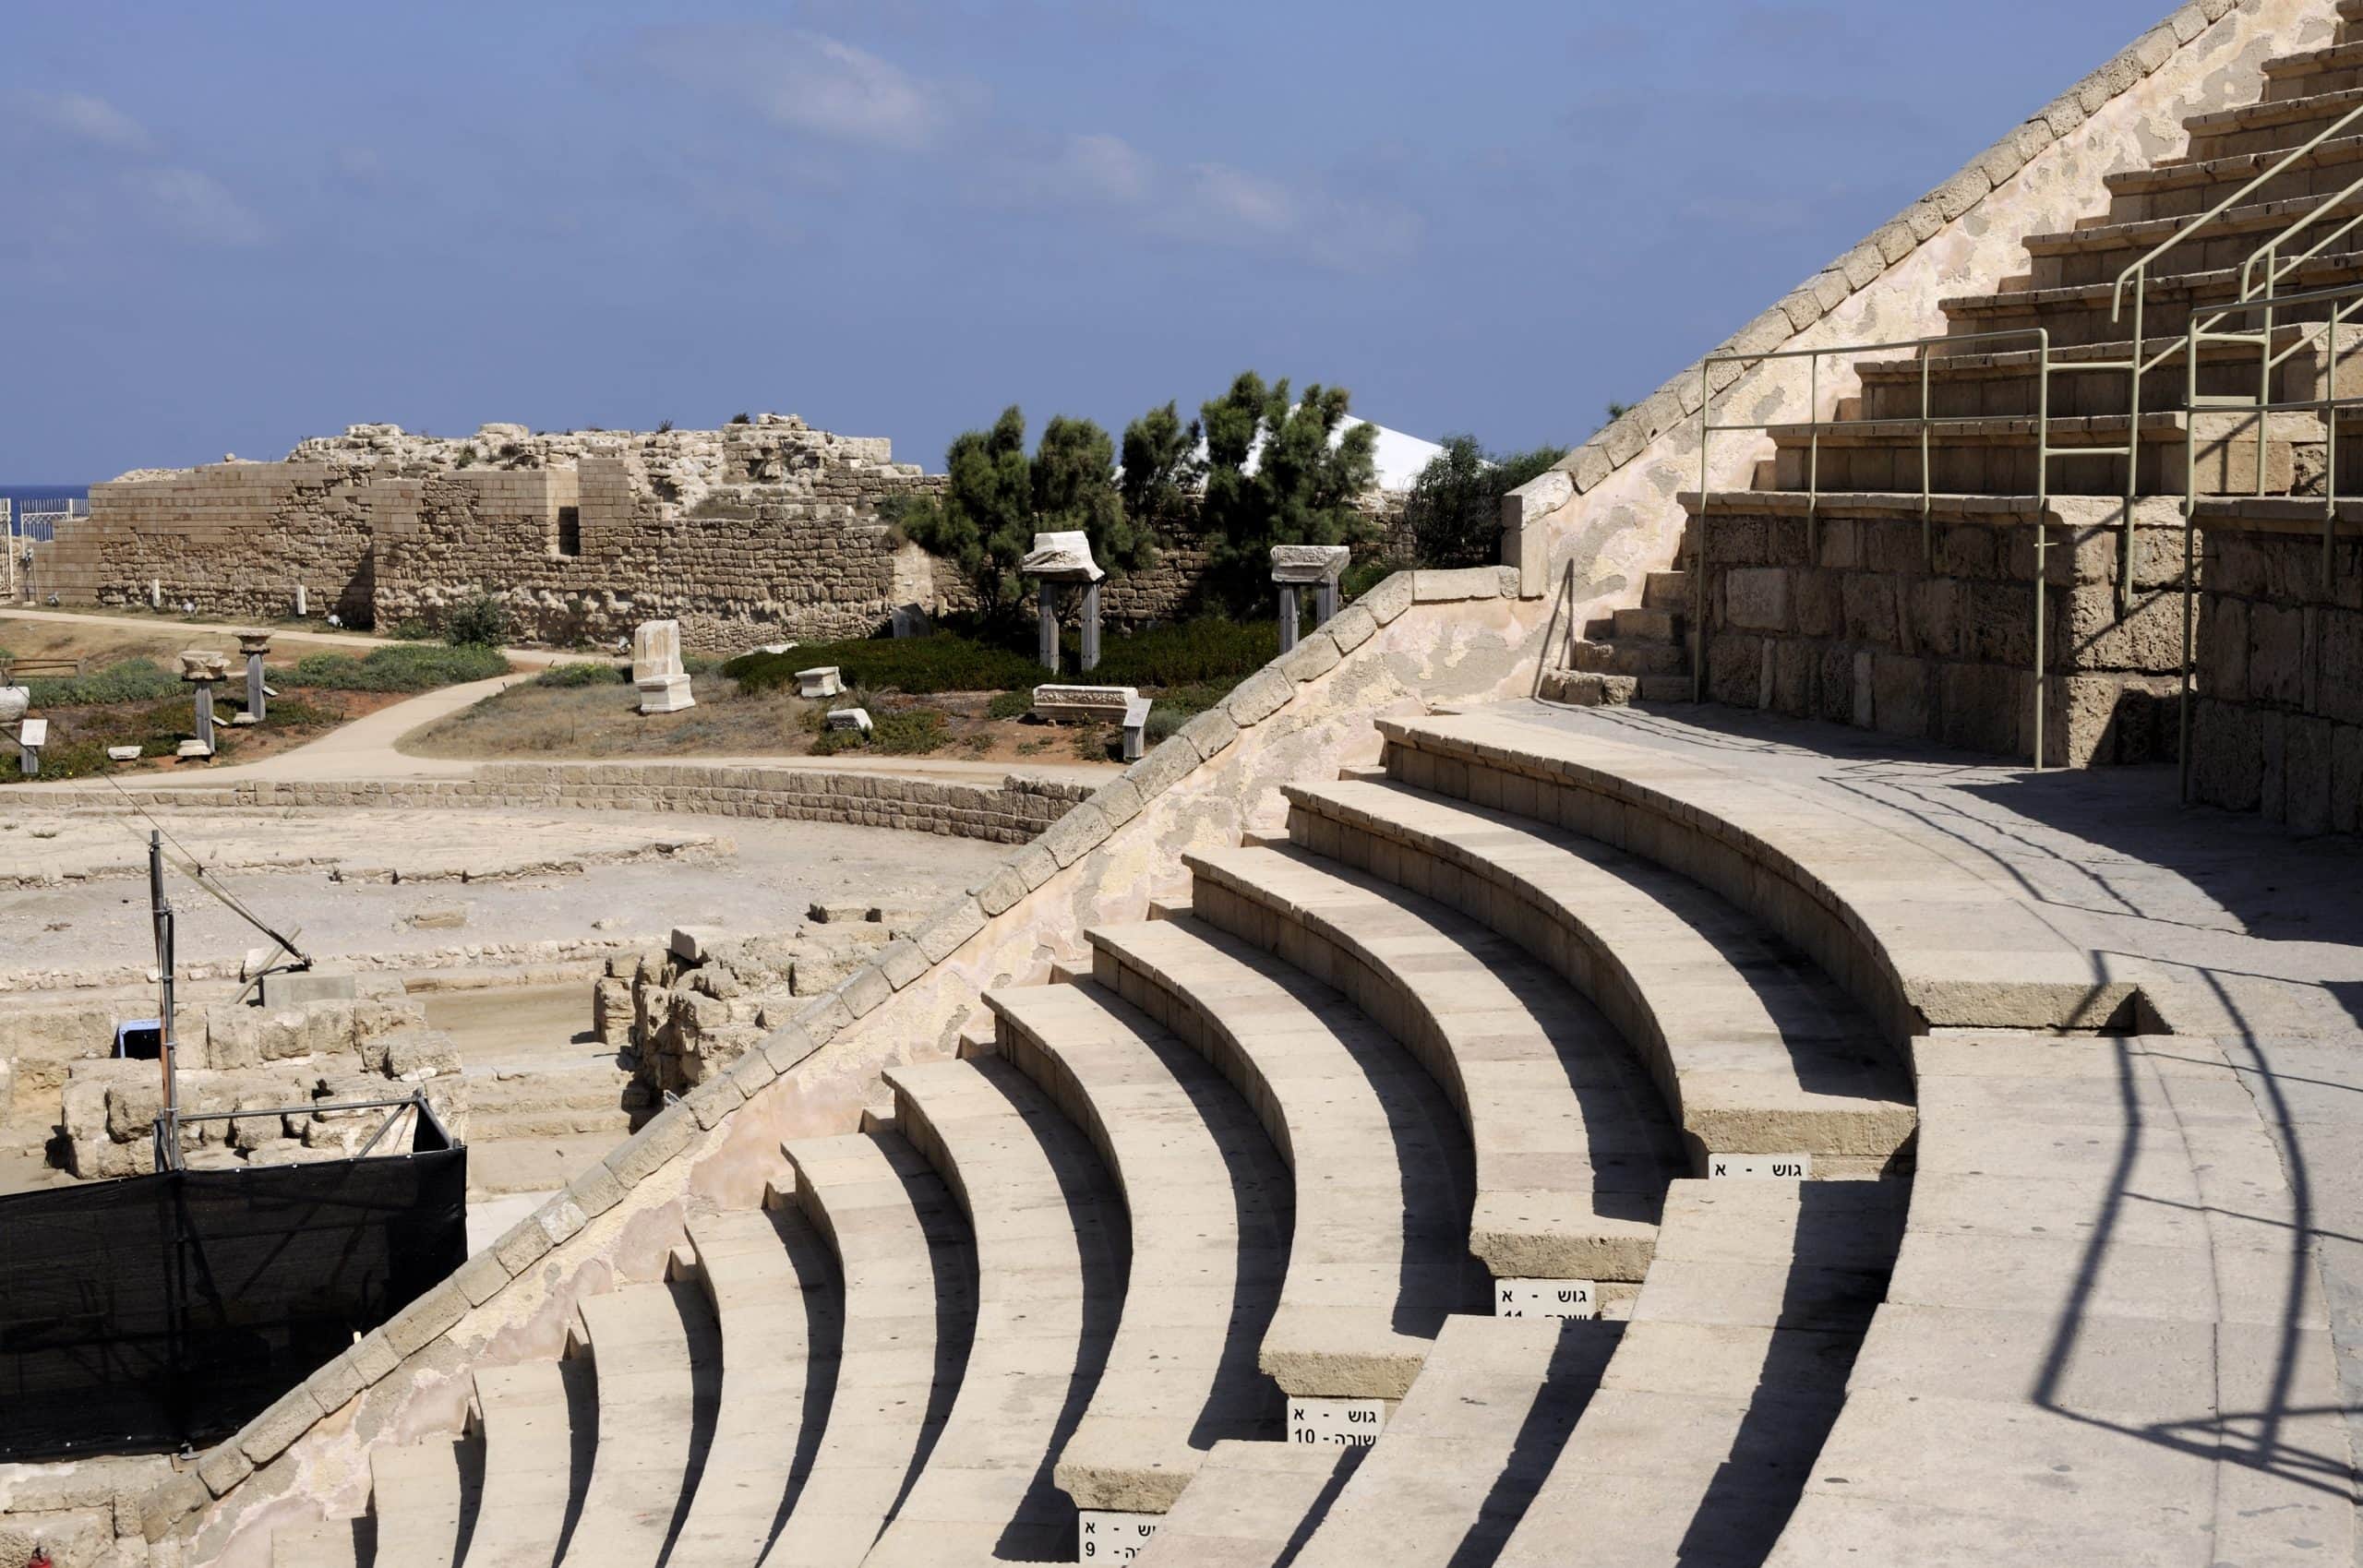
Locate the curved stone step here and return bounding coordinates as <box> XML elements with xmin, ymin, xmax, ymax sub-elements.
<box><xmin>760</xmin><ymin>1131</ymin><xmax>974</xmax><ymax>1568</ymax></box>
<box><xmin>555</xmin><ymin>1280</ymin><xmax>721</xmax><ymax>1568</ymax></box>
<box><xmin>271</xmin><ymin>1519</ymin><xmax>362</xmax><ymax>1568</ymax></box>
<box><xmin>1494</xmin><ymin>1179</ymin><xmax>1901</xmax><ymax>1568</ymax></box>
<box><xmin>1289</xmin><ymin>1314</ymin><xmax>1616</xmax><ymax>1568</ymax></box>
<box><xmin>464</xmin><ymin>1359</ymin><xmax>591</xmax><ymax>1568</ymax></box>
<box><xmin>1086</xmin><ymin>914</ymin><xmax>1481</xmax><ymax>1401</ymax></box>
<box><xmin>1184</xmin><ymin>840</ymin><xmax>1681</xmax><ymax>1279</ymax></box>
<box><xmin>983</xmin><ymin>979</ymin><xmax>1291</xmax><ymax>1514</ymax></box>
<box><xmin>371</xmin><ymin>1438</ymin><xmax>475</xmax><ymax>1568</ymax></box>
<box><xmin>1129</xmin><ymin>1441</ymin><xmax>1351</xmax><ymax>1568</ymax></box>
<box><xmin>860</xmin><ymin>1053</ymin><xmax>1128</xmax><ymax>1567</ymax></box>
<box><xmin>1765</xmin><ymin>1034</ymin><xmax>2353</xmax><ymax>1562</ymax></box>
<box><xmin>666</xmin><ymin>1207</ymin><xmax>838</xmax><ymax>1568</ymax></box>
<box><xmin>1276</xmin><ymin>781</ymin><xmax>1911</xmax><ymax>1175</ymax></box>
<box><xmin>1373</xmin><ymin>709</ymin><xmax>2143</xmax><ymax>1041</ymax></box>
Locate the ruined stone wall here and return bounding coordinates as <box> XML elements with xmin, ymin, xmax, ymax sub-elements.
<box><xmin>46</xmin><ymin>463</ymin><xmax>377</xmax><ymax>622</ymax></box>
<box><xmin>2187</xmin><ymin>513</ymin><xmax>2363</xmax><ymax>832</ymax></box>
<box><xmin>39</xmin><ymin>416</ymin><xmax>959</xmax><ymax>649</ymax></box>
<box><xmin>1695</xmin><ymin>497</ymin><xmax>2188</xmax><ymax>767</ymax></box>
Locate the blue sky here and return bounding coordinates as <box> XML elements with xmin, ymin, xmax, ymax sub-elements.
<box><xmin>1</xmin><ymin>0</ymin><xmax>2173</xmax><ymax>483</ymax></box>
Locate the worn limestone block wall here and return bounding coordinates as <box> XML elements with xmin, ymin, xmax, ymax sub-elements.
<box><xmin>145</xmin><ymin>567</ymin><xmax>1545</xmax><ymax>1568</ymax></box>
<box><xmin>1697</xmin><ymin>496</ymin><xmax>2189</xmax><ymax>766</ymax></box>
<box><xmin>49</xmin><ymin>463</ymin><xmax>377</xmax><ymax>622</ymax></box>
<box><xmin>2188</xmin><ymin>512</ymin><xmax>2363</xmax><ymax>830</ymax></box>
<box><xmin>370</xmin><ymin>461</ymin><xmax>954</xmax><ymax>652</ymax></box>
<box><xmin>92</xmin><ymin>763</ymin><xmax>1093</xmax><ymax>846</ymax></box>
<box><xmin>1503</xmin><ymin>0</ymin><xmax>2334</xmax><ymax>656</ymax></box>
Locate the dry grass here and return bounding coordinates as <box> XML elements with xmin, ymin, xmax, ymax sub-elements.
<box><xmin>399</xmin><ymin>672</ymin><xmax>1130</xmax><ymax>765</ymax></box>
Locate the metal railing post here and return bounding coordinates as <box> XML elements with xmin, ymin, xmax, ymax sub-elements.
<box><xmin>1806</xmin><ymin>353</ymin><xmax>1821</xmax><ymax>561</ymax></box>
<box><xmin>2035</xmin><ymin>328</ymin><xmax>2051</xmax><ymax>772</ymax></box>
<box><xmin>2181</xmin><ymin>315</ymin><xmax>2200</xmax><ymax>805</ymax></box>
<box><xmin>1920</xmin><ymin>345</ymin><xmax>1934</xmax><ymax>569</ymax></box>
<box><xmin>1696</xmin><ymin>360</ymin><xmax>1710</xmax><ymax>705</ymax></box>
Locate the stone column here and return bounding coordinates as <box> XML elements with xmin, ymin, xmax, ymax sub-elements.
<box><xmin>238</xmin><ymin>631</ymin><xmax>271</xmax><ymax>724</ymax></box>
<box><xmin>177</xmin><ymin>651</ymin><xmax>227</xmax><ymax>758</ymax></box>
<box><xmin>1037</xmin><ymin>583</ymin><xmax>1062</xmax><ymax>676</ymax></box>
<box><xmin>294</xmin><ymin>584</ymin><xmax>307</xmax><ymax>617</ymax></box>
<box><xmin>1277</xmin><ymin>584</ymin><xmax>1300</xmax><ymax>652</ymax></box>
<box><xmin>1316</xmin><ymin>578</ymin><xmax>1340</xmax><ymax>627</ymax></box>
<box><xmin>1020</xmin><ymin>531</ymin><xmax>1105</xmax><ymax>679</ymax></box>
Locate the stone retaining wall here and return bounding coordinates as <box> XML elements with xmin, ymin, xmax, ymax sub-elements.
<box><xmin>96</xmin><ymin>763</ymin><xmax>1093</xmax><ymax>846</ymax></box>
<box><xmin>1696</xmin><ymin>497</ymin><xmax>2189</xmax><ymax>767</ymax></box>
<box><xmin>2187</xmin><ymin>511</ymin><xmax>2363</xmax><ymax>832</ymax></box>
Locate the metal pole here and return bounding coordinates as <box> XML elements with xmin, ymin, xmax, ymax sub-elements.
<box><xmin>150</xmin><ymin>832</ymin><xmax>178</xmax><ymax>1131</ymax></box>
<box><xmin>2034</xmin><ymin>329</ymin><xmax>2052</xmax><ymax>772</ymax></box>
<box><xmin>2180</xmin><ymin>315</ymin><xmax>2200</xmax><ymax>806</ymax></box>
<box><xmin>1695</xmin><ymin>361</ymin><xmax>1710</xmax><ymax>703</ymax></box>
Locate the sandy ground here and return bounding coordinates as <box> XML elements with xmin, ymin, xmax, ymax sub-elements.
<box><xmin>0</xmin><ymin>809</ymin><xmax>1007</xmax><ymax>982</ymax></box>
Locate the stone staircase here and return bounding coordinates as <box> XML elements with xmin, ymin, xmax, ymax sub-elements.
<box><xmin>266</xmin><ymin>707</ymin><xmax>1937</xmax><ymax>1568</ymax></box>
<box><xmin>252</xmin><ymin>696</ymin><xmax>2349</xmax><ymax>1566</ymax></box>
<box><xmin>1553</xmin><ymin>0</ymin><xmax>2363</xmax><ymax>723</ymax></box>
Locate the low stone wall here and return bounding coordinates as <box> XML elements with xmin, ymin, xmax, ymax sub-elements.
<box><xmin>1694</xmin><ymin>496</ymin><xmax>2188</xmax><ymax>767</ymax></box>
<box><xmin>2187</xmin><ymin>510</ymin><xmax>2363</xmax><ymax>832</ymax></box>
<box><xmin>96</xmin><ymin>763</ymin><xmax>1094</xmax><ymax>846</ymax></box>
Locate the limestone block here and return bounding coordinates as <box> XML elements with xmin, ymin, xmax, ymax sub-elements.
<box><xmin>0</xmin><ymin>687</ymin><xmax>25</xmax><ymax>724</ymax></box>
<box><xmin>1032</xmin><ymin>684</ymin><xmax>1137</xmax><ymax>724</ymax></box>
<box><xmin>825</xmin><ymin>707</ymin><xmax>873</xmax><ymax>734</ymax></box>
<box><xmin>637</xmin><ymin>673</ymin><xmax>694</xmax><ymax>714</ymax></box>
<box><xmin>1269</xmin><ymin>544</ymin><xmax>1350</xmax><ymax>583</ymax></box>
<box><xmin>381</xmin><ymin>1029</ymin><xmax>462</xmax><ymax>1080</ymax></box>
<box><xmin>1021</xmin><ymin>530</ymin><xmax>1105</xmax><ymax>582</ymax></box>
<box><xmin>631</xmin><ymin>619</ymin><xmax>685</xmax><ymax>682</ymax></box>
<box><xmin>795</xmin><ymin>665</ymin><xmax>844</xmax><ymax>699</ymax></box>
<box><xmin>1723</xmin><ymin>568</ymin><xmax>1790</xmax><ymax>632</ymax></box>
<box><xmin>176</xmin><ymin>651</ymin><xmax>229</xmax><ymax>682</ymax></box>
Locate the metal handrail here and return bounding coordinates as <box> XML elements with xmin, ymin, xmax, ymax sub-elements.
<box><xmin>2107</xmin><ymin>97</ymin><xmax>2363</xmax><ymax>613</ymax></box>
<box><xmin>2172</xmin><ymin>272</ymin><xmax>2363</xmax><ymax>801</ymax></box>
<box><xmin>1696</xmin><ymin>326</ymin><xmax>2058</xmax><ymax>770</ymax></box>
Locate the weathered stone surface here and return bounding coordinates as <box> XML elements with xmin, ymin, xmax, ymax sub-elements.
<box><xmin>1020</xmin><ymin>530</ymin><xmax>1105</xmax><ymax>582</ymax></box>
<box><xmin>1268</xmin><ymin>544</ymin><xmax>1350</xmax><ymax>583</ymax></box>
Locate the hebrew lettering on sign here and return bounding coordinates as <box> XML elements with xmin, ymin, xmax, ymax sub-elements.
<box><xmin>1708</xmin><ymin>1154</ymin><xmax>1814</xmax><ymax>1179</ymax></box>
<box><xmin>1288</xmin><ymin>1395</ymin><xmax>1389</xmax><ymax>1449</ymax></box>
<box><xmin>1078</xmin><ymin>1511</ymin><xmax>1159</xmax><ymax>1562</ymax></box>
<box><xmin>1494</xmin><ymin>1277</ymin><xmax>1598</xmax><ymax>1320</ymax></box>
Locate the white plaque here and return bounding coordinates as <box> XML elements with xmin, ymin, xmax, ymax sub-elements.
<box><xmin>1287</xmin><ymin>1395</ymin><xmax>1388</xmax><ymax>1449</ymax></box>
<box><xmin>1709</xmin><ymin>1153</ymin><xmax>1814</xmax><ymax>1179</ymax></box>
<box><xmin>18</xmin><ymin>719</ymin><xmax>46</xmax><ymax>748</ymax></box>
<box><xmin>1078</xmin><ymin>1510</ymin><xmax>1159</xmax><ymax>1562</ymax></box>
<box><xmin>1494</xmin><ymin>1277</ymin><xmax>1598</xmax><ymax>1320</ymax></box>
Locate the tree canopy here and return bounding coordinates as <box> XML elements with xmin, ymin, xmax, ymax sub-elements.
<box><xmin>1197</xmin><ymin>372</ymin><xmax>1378</xmax><ymax>581</ymax></box>
<box><xmin>897</xmin><ymin>406</ymin><xmax>1149</xmax><ymax>616</ymax></box>
<box><xmin>1401</xmin><ymin>436</ymin><xmax>1570</xmax><ymax>569</ymax></box>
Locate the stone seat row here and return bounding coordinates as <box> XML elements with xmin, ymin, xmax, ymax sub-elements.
<box><xmin>270</xmin><ymin>707</ymin><xmax>1937</xmax><ymax>1567</ymax></box>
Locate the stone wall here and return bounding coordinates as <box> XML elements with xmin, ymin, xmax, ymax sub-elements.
<box><xmin>42</xmin><ymin>416</ymin><xmax>966</xmax><ymax>652</ymax></box>
<box><xmin>2187</xmin><ymin>509</ymin><xmax>2363</xmax><ymax>832</ymax></box>
<box><xmin>93</xmin><ymin>762</ymin><xmax>1094</xmax><ymax>846</ymax></box>
<box><xmin>1694</xmin><ymin>496</ymin><xmax>2188</xmax><ymax>767</ymax></box>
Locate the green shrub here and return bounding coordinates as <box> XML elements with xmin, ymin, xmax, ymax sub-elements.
<box><xmin>534</xmin><ymin>661</ymin><xmax>629</xmax><ymax>688</ymax></box>
<box><xmin>23</xmin><ymin>658</ymin><xmax>181</xmax><ymax>708</ymax></box>
<box><xmin>724</xmin><ymin>633</ymin><xmax>1044</xmax><ymax>697</ymax></box>
<box><xmin>1082</xmin><ymin>616</ymin><xmax>1277</xmax><ymax>688</ymax></box>
<box><xmin>285</xmin><ymin>643</ymin><xmax>510</xmax><ymax>692</ymax></box>
<box><xmin>986</xmin><ymin>688</ymin><xmax>1035</xmax><ymax>720</ymax></box>
<box><xmin>385</xmin><ymin>619</ymin><xmax>436</xmax><ymax>641</ymax></box>
<box><xmin>871</xmin><ymin>707</ymin><xmax>950</xmax><ymax>755</ymax></box>
<box><xmin>443</xmin><ymin>592</ymin><xmax>512</xmax><ymax>648</ymax></box>
<box><xmin>1340</xmin><ymin>557</ymin><xmax>1397</xmax><ymax>603</ymax></box>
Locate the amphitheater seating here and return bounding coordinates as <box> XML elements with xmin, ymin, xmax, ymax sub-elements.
<box><xmin>464</xmin><ymin>1361</ymin><xmax>586</xmax><ymax>1567</ymax></box>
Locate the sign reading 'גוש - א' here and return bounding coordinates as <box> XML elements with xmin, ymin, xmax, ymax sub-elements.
<box><xmin>1709</xmin><ymin>1153</ymin><xmax>1814</xmax><ymax>1179</ymax></box>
